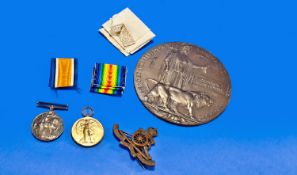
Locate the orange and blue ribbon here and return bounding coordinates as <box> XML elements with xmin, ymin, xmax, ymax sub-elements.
<box><xmin>49</xmin><ymin>58</ymin><xmax>77</xmax><ymax>89</ymax></box>
<box><xmin>90</xmin><ymin>63</ymin><xmax>127</xmax><ymax>95</ymax></box>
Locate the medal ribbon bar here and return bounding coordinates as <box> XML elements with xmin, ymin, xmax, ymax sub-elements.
<box><xmin>90</xmin><ymin>63</ymin><xmax>127</xmax><ymax>95</ymax></box>
<box><xmin>49</xmin><ymin>58</ymin><xmax>78</xmax><ymax>89</ymax></box>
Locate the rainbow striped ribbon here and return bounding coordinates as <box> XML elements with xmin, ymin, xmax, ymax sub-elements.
<box><xmin>90</xmin><ymin>63</ymin><xmax>127</xmax><ymax>95</ymax></box>
<box><xmin>49</xmin><ymin>58</ymin><xmax>77</xmax><ymax>89</ymax></box>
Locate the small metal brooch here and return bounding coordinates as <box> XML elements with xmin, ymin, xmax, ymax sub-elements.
<box><xmin>113</xmin><ymin>124</ymin><xmax>157</xmax><ymax>167</ymax></box>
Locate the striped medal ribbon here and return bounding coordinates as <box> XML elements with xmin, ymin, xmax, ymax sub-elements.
<box><xmin>90</xmin><ymin>63</ymin><xmax>127</xmax><ymax>95</ymax></box>
<box><xmin>49</xmin><ymin>58</ymin><xmax>77</xmax><ymax>89</ymax></box>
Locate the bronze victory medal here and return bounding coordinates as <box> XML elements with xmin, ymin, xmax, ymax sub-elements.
<box><xmin>134</xmin><ymin>42</ymin><xmax>231</xmax><ymax>126</ymax></box>
<box><xmin>71</xmin><ymin>106</ymin><xmax>104</xmax><ymax>147</ymax></box>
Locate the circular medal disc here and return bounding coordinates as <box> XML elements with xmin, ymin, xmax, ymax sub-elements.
<box><xmin>71</xmin><ymin>116</ymin><xmax>104</xmax><ymax>147</ymax></box>
<box><xmin>134</xmin><ymin>42</ymin><xmax>231</xmax><ymax>126</ymax></box>
<box><xmin>32</xmin><ymin>111</ymin><xmax>64</xmax><ymax>141</ymax></box>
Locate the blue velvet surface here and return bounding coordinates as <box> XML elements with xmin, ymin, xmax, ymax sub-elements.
<box><xmin>0</xmin><ymin>0</ymin><xmax>296</xmax><ymax>174</ymax></box>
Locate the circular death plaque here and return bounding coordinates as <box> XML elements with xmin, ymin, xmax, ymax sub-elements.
<box><xmin>134</xmin><ymin>42</ymin><xmax>231</xmax><ymax>126</ymax></box>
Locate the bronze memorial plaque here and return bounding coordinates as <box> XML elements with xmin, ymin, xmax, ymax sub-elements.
<box><xmin>134</xmin><ymin>42</ymin><xmax>231</xmax><ymax>126</ymax></box>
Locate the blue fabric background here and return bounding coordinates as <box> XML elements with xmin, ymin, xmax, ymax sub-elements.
<box><xmin>0</xmin><ymin>0</ymin><xmax>296</xmax><ymax>174</ymax></box>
